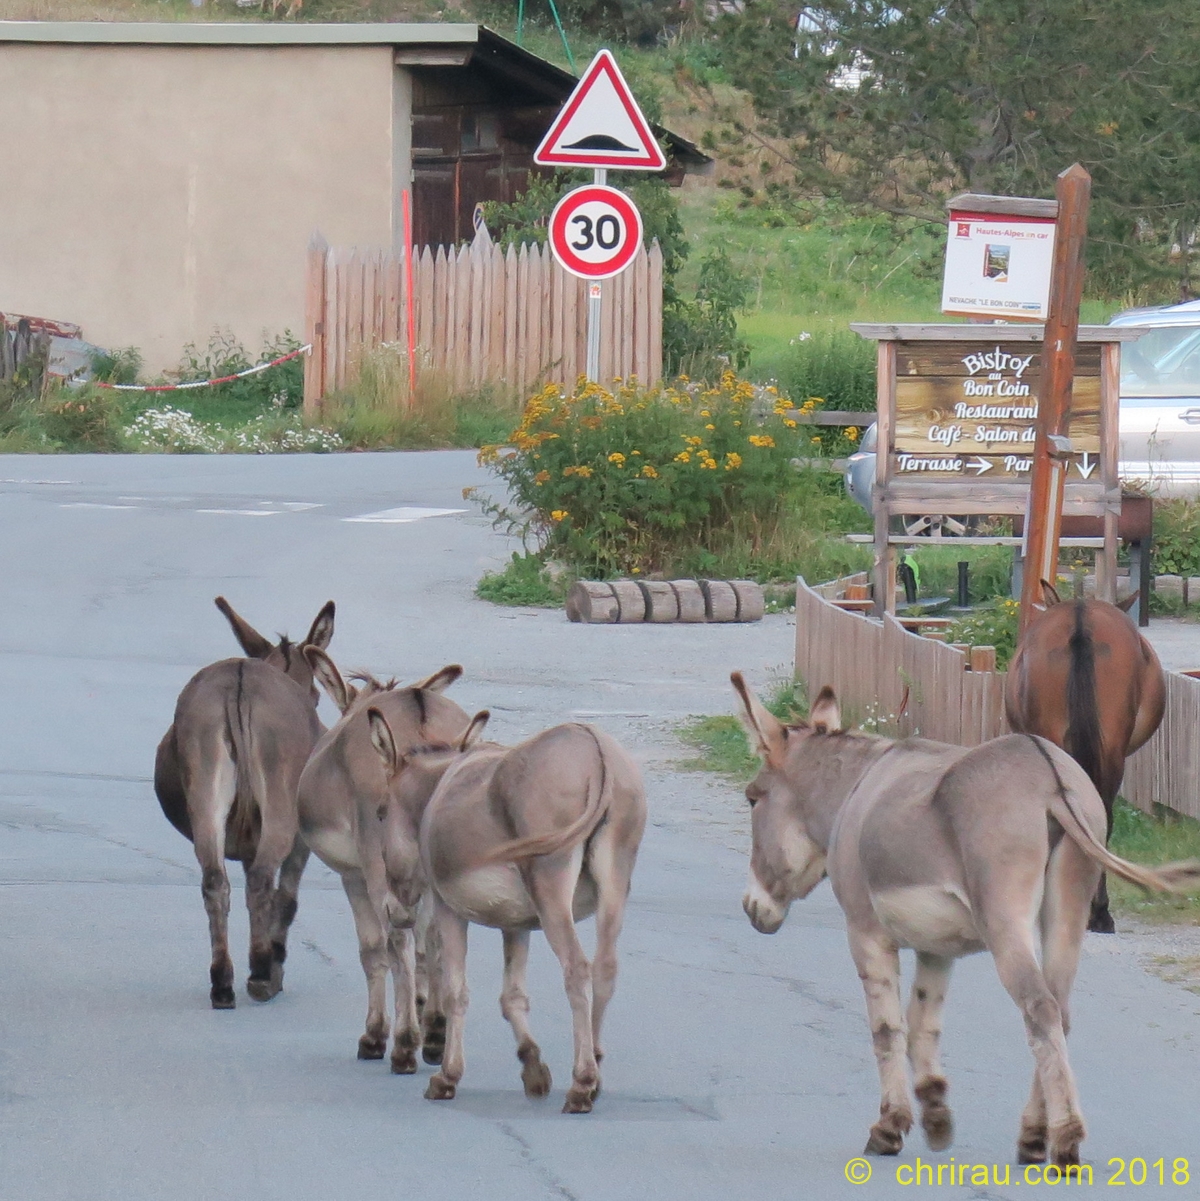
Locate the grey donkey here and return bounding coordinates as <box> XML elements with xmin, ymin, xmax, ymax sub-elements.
<box><xmin>367</xmin><ymin>714</ymin><xmax>647</xmax><ymax>1114</ymax></box>
<box><xmin>155</xmin><ymin>597</ymin><xmax>334</xmax><ymax>1008</ymax></box>
<box><xmin>732</xmin><ymin>674</ymin><xmax>1200</xmax><ymax>1169</ymax></box>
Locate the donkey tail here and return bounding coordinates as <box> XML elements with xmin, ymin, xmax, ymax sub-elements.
<box><xmin>1064</xmin><ymin>600</ymin><xmax>1107</xmax><ymax>796</ymax></box>
<box><xmin>1044</xmin><ymin>759</ymin><xmax>1200</xmax><ymax>894</ymax></box>
<box><xmin>223</xmin><ymin>661</ymin><xmax>260</xmax><ymax>853</ymax></box>
<box><xmin>479</xmin><ymin>727</ymin><xmax>611</xmax><ymax>866</ymax></box>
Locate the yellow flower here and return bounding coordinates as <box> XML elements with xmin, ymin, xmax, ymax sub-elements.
<box><xmin>700</xmin><ymin>410</ymin><xmax>711</xmax><ymax>418</ymax></box>
<box><xmin>675</xmin><ymin>451</ymin><xmax>691</xmax><ymax>463</ymax></box>
<box><xmin>608</xmin><ymin>452</ymin><xmax>626</xmax><ymax>466</ymax></box>
<box><xmin>783</xmin><ymin>418</ymin><xmax>798</xmax><ymax>428</ymax></box>
<box><xmin>700</xmin><ymin>456</ymin><xmax>718</xmax><ymax>470</ymax></box>
<box><xmin>550</xmin><ymin>510</ymin><xmax>569</xmax><ymax>522</ymax></box>
<box><xmin>563</xmin><ymin>464</ymin><xmax>593</xmax><ymax>478</ymax></box>
<box><xmin>705</xmin><ymin>423</ymin><xmax>715</xmax><ymax>431</ymax></box>
<box><xmin>477</xmin><ymin>445</ymin><xmax>500</xmax><ymax>464</ymax></box>
<box><xmin>631</xmin><ymin>449</ymin><xmax>641</xmax><ymax>455</ymax></box>
<box><xmin>811</xmin><ymin>436</ymin><xmax>822</xmax><ymax>445</ymax></box>
<box><xmin>683</xmin><ymin>435</ymin><xmax>704</xmax><ymax>447</ymax></box>
<box><xmin>641</xmin><ymin>464</ymin><xmax>659</xmax><ymax>479</ymax></box>
<box><xmin>846</xmin><ymin>426</ymin><xmax>860</xmax><ymax>441</ymax></box>
<box><xmin>748</xmin><ymin>434</ymin><xmax>776</xmax><ymax>448</ymax></box>
<box><xmin>725</xmin><ymin>452</ymin><xmax>742</xmax><ymax>470</ymax></box>
<box><xmin>534</xmin><ymin>470</ymin><xmax>551</xmax><ymax>485</ymax></box>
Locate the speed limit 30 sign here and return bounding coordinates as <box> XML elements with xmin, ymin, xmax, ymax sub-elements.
<box><xmin>548</xmin><ymin>185</ymin><xmax>643</xmax><ymax>280</ymax></box>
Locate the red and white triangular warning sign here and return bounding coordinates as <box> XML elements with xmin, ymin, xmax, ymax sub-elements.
<box><xmin>534</xmin><ymin>49</ymin><xmax>667</xmax><ymax>171</ymax></box>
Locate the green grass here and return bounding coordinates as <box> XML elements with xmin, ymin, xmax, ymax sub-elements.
<box><xmin>475</xmin><ymin>552</ymin><xmax>569</xmax><ymax>608</ymax></box>
<box><xmin>1109</xmin><ymin>799</ymin><xmax>1200</xmax><ymax>921</ymax></box>
<box><xmin>677</xmin><ymin>677</ymin><xmax>806</xmax><ymax>778</ymax></box>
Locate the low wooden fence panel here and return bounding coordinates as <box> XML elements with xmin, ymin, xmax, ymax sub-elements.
<box><xmin>304</xmin><ymin>236</ymin><xmax>663</xmax><ymax>409</ymax></box>
<box><xmin>794</xmin><ymin>577</ymin><xmax>1197</xmax><ymax>819</ymax></box>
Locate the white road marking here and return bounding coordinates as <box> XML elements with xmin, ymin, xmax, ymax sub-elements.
<box><xmin>59</xmin><ymin>503</ymin><xmax>139</xmax><ymax>510</ymax></box>
<box><xmin>194</xmin><ymin>509</ymin><xmax>283</xmax><ymax>517</ymax></box>
<box><xmin>276</xmin><ymin>502</ymin><xmax>322</xmax><ymax>511</ymax></box>
<box><xmin>343</xmin><ymin>506</ymin><xmax>466</xmax><ymax>523</ymax></box>
<box><xmin>2</xmin><ymin>478</ymin><xmax>77</xmax><ymax>485</ymax></box>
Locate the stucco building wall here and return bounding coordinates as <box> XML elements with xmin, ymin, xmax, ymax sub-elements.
<box><xmin>0</xmin><ymin>43</ymin><xmax>402</xmax><ymax>370</ymax></box>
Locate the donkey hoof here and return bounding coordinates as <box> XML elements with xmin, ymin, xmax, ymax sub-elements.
<box><xmin>358</xmin><ymin>1036</ymin><xmax>387</xmax><ymax>1061</ymax></box>
<box><xmin>864</xmin><ymin>1123</ymin><xmax>906</xmax><ymax>1156</ymax></box>
<box><xmin>246</xmin><ymin>976</ymin><xmax>279</xmax><ymax>1003</ymax></box>
<box><xmin>922</xmin><ymin>1105</ymin><xmax>954</xmax><ymax>1152</ymax></box>
<box><xmin>424</xmin><ymin>1074</ymin><xmax>456</xmax><ymax>1101</ymax></box>
<box><xmin>422</xmin><ymin>1035</ymin><xmax>445</xmax><ymax>1065</ymax></box>
<box><xmin>520</xmin><ymin>1058</ymin><xmax>552</xmax><ymax>1099</ymax></box>
<box><xmin>562</xmin><ymin>1086</ymin><xmax>594</xmax><ymax>1115</ymax></box>
<box><xmin>210</xmin><ymin>988</ymin><xmax>236</xmax><ymax>1010</ymax></box>
<box><xmin>391</xmin><ymin>1050</ymin><xmax>419</xmax><ymax>1075</ymax></box>
<box><xmin>1087</xmin><ymin>910</ymin><xmax>1116</xmax><ymax>934</ymax></box>
<box><xmin>1018</xmin><ymin>1135</ymin><xmax>1047</xmax><ymax>1165</ymax></box>
<box><xmin>1049</xmin><ymin>1119</ymin><xmax>1085</xmax><ymax>1168</ymax></box>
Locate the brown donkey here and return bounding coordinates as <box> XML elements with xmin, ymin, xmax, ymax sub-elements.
<box><xmin>366</xmin><ymin>715</ymin><xmax>647</xmax><ymax>1114</ymax></box>
<box><xmin>1006</xmin><ymin>583</ymin><xmax>1165</xmax><ymax>932</ymax></box>
<box><xmin>296</xmin><ymin>651</ymin><xmax>472</xmax><ymax>1073</ymax></box>
<box><xmin>155</xmin><ymin>597</ymin><xmax>334</xmax><ymax>1008</ymax></box>
<box><xmin>732</xmin><ymin>673</ymin><xmax>1199</xmax><ymax>1167</ymax></box>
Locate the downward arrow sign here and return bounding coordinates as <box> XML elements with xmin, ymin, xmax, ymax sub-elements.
<box><xmin>967</xmin><ymin>456</ymin><xmax>994</xmax><ymax>476</ymax></box>
<box><xmin>1077</xmin><ymin>452</ymin><xmax>1097</xmax><ymax>480</ymax></box>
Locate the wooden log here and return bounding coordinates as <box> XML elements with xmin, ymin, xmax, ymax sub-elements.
<box><xmin>969</xmin><ymin>645</ymin><xmax>997</xmax><ymax>673</ymax></box>
<box><xmin>731</xmin><ymin>580</ymin><xmax>765</xmax><ymax>622</ymax></box>
<box><xmin>565</xmin><ymin>581</ymin><xmax>618</xmax><ymax>624</ymax></box>
<box><xmin>610</xmin><ymin>580</ymin><xmax>646</xmax><ymax>623</ymax></box>
<box><xmin>670</xmin><ymin>580</ymin><xmax>707</xmax><ymax>623</ymax></box>
<box><xmin>701</xmin><ymin>579</ymin><xmax>738</xmax><ymax>622</ymax></box>
<box><xmin>638</xmin><ymin>580</ymin><xmax>679</xmax><ymax>622</ymax></box>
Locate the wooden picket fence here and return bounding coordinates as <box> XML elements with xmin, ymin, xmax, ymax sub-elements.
<box><xmin>303</xmin><ymin>234</ymin><xmax>663</xmax><ymax>410</ymax></box>
<box><xmin>794</xmin><ymin>577</ymin><xmax>1200</xmax><ymax>819</ymax></box>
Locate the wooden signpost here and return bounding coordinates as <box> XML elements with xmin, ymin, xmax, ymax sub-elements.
<box><xmin>852</xmin><ymin>322</ymin><xmax>1141</xmax><ymax>616</ymax></box>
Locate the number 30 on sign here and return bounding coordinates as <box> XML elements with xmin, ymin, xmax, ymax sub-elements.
<box><xmin>548</xmin><ymin>185</ymin><xmax>643</xmax><ymax>280</ymax></box>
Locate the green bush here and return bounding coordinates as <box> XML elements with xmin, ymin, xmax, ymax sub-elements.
<box><xmin>478</xmin><ymin>373</ymin><xmax>821</xmax><ymax>577</ymax></box>
<box><xmin>476</xmin><ymin>552</ymin><xmax>569</xmax><ymax>607</ymax></box>
<box><xmin>945</xmin><ymin>598</ymin><xmax>1021</xmax><ymax>669</ymax></box>
<box><xmin>175</xmin><ymin>331</ymin><xmax>304</xmax><ymax>422</ymax></box>
<box><xmin>777</xmin><ymin>327</ymin><xmax>877</xmax><ymax>411</ymax></box>
<box><xmin>38</xmin><ymin>386</ymin><xmax>130</xmax><ymax>452</ymax></box>
<box><xmin>1153</xmin><ymin>497</ymin><xmax>1200</xmax><ymax>578</ymax></box>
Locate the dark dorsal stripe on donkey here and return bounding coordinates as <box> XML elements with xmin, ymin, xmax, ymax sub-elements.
<box><xmin>1005</xmin><ymin>582</ymin><xmax>1166</xmax><ymax>932</ymax></box>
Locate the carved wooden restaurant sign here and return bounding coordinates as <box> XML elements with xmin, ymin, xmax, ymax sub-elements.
<box><xmin>892</xmin><ymin>340</ymin><xmax>1101</xmax><ymax>479</ymax></box>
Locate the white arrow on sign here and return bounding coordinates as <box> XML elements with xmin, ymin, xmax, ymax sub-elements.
<box><xmin>1076</xmin><ymin>452</ymin><xmax>1097</xmax><ymax>479</ymax></box>
<box><xmin>967</xmin><ymin>456</ymin><xmax>994</xmax><ymax>475</ymax></box>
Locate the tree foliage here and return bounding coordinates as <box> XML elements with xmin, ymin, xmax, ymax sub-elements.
<box><xmin>708</xmin><ymin>0</ymin><xmax>1200</xmax><ymax>295</ymax></box>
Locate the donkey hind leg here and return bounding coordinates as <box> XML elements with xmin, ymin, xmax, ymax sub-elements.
<box><xmin>189</xmin><ymin>746</ymin><xmax>238</xmax><ymax>1009</ymax></box>
<box><xmin>500</xmin><ymin>929</ymin><xmax>551</xmax><ymax>1098</ymax></box>
<box><xmin>1018</xmin><ymin>833</ymin><xmax>1097</xmax><ymax>1164</ymax></box>
<box><xmin>989</xmin><ymin>921</ymin><xmax>1086</xmax><ymax>1167</ymax></box>
<box><xmin>244</xmin><ymin>821</ymin><xmax>295</xmax><ymax>1002</ymax></box>
<box><xmin>385</xmin><ymin>923</ymin><xmax>421</xmax><ymax>1075</ymax></box>
<box><xmin>1087</xmin><ymin>785</ymin><xmax>1119</xmax><ymax>934</ymax></box>
<box><xmin>425</xmin><ymin>898</ymin><xmax>469</xmax><ymax>1101</ymax></box>
<box><xmin>529</xmin><ymin>851</ymin><xmax>599</xmax><ymax>1114</ymax></box>
<box><xmin>342</xmin><ymin>873</ymin><xmax>391</xmax><ymax>1060</ymax></box>
<box><xmin>270</xmin><ymin>834</ymin><xmax>310</xmax><ymax>981</ymax></box>
<box><xmin>906</xmin><ymin>953</ymin><xmax>954</xmax><ymax>1151</ymax></box>
<box><xmin>849</xmin><ymin>931</ymin><xmax>911</xmax><ymax>1155</ymax></box>
<box><xmin>586</xmin><ymin>826</ymin><xmax>637</xmax><ymax>1083</ymax></box>
<box><xmin>419</xmin><ymin>911</ymin><xmax>446</xmax><ymax>1065</ymax></box>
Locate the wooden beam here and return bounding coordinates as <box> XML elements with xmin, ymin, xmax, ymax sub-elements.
<box><xmin>1020</xmin><ymin>163</ymin><xmax>1092</xmax><ymax>631</ymax></box>
<box><xmin>946</xmin><ymin>192</ymin><xmax>1059</xmax><ymax>219</ymax></box>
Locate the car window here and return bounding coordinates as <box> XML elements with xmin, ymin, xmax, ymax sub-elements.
<box><xmin>1121</xmin><ymin>327</ymin><xmax>1200</xmax><ymax>397</ymax></box>
<box><xmin>861</xmin><ymin>423</ymin><xmax>877</xmax><ymax>452</ymax></box>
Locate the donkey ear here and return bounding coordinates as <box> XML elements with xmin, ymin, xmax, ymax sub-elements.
<box><xmin>304</xmin><ymin>646</ymin><xmax>350</xmax><ymax>713</ymax></box>
<box><xmin>414</xmin><ymin>664</ymin><xmax>463</xmax><ymax>694</ymax></box>
<box><xmin>1116</xmin><ymin>591</ymin><xmax>1139</xmax><ymax>614</ymax></box>
<box><xmin>731</xmin><ymin>672</ymin><xmax>788</xmax><ymax>765</ymax></box>
<box><xmin>367</xmin><ymin>707</ymin><xmax>400</xmax><ymax>776</ymax></box>
<box><xmin>304</xmin><ymin>601</ymin><xmax>336</xmax><ymax>651</ymax></box>
<box><xmin>214</xmin><ymin>597</ymin><xmax>273</xmax><ymax>660</ymax></box>
<box><xmin>1039</xmin><ymin>580</ymin><xmax>1062</xmax><ymax>607</ymax></box>
<box><xmin>459</xmin><ymin>710</ymin><xmax>490</xmax><ymax>751</ymax></box>
<box><xmin>809</xmin><ymin>686</ymin><xmax>843</xmax><ymax>734</ymax></box>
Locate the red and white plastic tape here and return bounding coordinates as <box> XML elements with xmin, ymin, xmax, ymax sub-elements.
<box><xmin>94</xmin><ymin>344</ymin><xmax>311</xmax><ymax>392</ymax></box>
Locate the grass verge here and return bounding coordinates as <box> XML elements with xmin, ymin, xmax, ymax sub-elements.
<box><xmin>677</xmin><ymin>677</ymin><xmax>806</xmax><ymax>778</ymax></box>
<box><xmin>475</xmin><ymin>552</ymin><xmax>570</xmax><ymax>608</ymax></box>
<box><xmin>1109</xmin><ymin>799</ymin><xmax>1200</xmax><ymax>921</ymax></box>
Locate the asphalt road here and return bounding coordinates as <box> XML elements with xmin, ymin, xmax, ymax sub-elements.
<box><xmin>2</xmin><ymin>452</ymin><xmax>1198</xmax><ymax>1201</ymax></box>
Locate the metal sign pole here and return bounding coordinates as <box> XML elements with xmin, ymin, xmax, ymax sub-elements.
<box><xmin>585</xmin><ymin>167</ymin><xmax>606</xmax><ymax>382</ymax></box>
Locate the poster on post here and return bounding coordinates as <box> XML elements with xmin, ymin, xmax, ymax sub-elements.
<box><xmin>941</xmin><ymin>203</ymin><xmax>1056</xmax><ymax>321</ymax></box>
